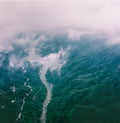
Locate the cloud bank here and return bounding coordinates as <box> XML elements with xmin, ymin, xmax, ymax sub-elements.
<box><xmin>0</xmin><ymin>1</ymin><xmax>120</xmax><ymax>30</ymax></box>
<box><xmin>0</xmin><ymin>0</ymin><xmax>120</xmax><ymax>43</ymax></box>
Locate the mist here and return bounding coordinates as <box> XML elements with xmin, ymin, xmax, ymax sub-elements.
<box><xmin>0</xmin><ymin>1</ymin><xmax>120</xmax><ymax>32</ymax></box>
<box><xmin>0</xmin><ymin>0</ymin><xmax>120</xmax><ymax>51</ymax></box>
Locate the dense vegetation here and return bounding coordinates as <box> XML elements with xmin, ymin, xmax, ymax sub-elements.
<box><xmin>0</xmin><ymin>34</ymin><xmax>120</xmax><ymax>123</ymax></box>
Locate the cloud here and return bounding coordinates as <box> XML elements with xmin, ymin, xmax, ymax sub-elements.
<box><xmin>9</xmin><ymin>55</ymin><xmax>25</xmax><ymax>68</ymax></box>
<box><xmin>0</xmin><ymin>1</ymin><xmax>120</xmax><ymax>29</ymax></box>
<box><xmin>25</xmin><ymin>47</ymin><xmax>67</xmax><ymax>71</ymax></box>
<box><xmin>0</xmin><ymin>0</ymin><xmax>120</xmax><ymax>44</ymax></box>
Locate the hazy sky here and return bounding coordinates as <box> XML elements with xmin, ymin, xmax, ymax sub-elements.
<box><xmin>0</xmin><ymin>0</ymin><xmax>120</xmax><ymax>40</ymax></box>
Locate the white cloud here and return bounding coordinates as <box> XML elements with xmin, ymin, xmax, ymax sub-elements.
<box><xmin>0</xmin><ymin>1</ymin><xmax>120</xmax><ymax>30</ymax></box>
<box><xmin>26</xmin><ymin>47</ymin><xmax>67</xmax><ymax>71</ymax></box>
<box><xmin>9</xmin><ymin>55</ymin><xmax>25</xmax><ymax>68</ymax></box>
<box><xmin>0</xmin><ymin>0</ymin><xmax>120</xmax><ymax>44</ymax></box>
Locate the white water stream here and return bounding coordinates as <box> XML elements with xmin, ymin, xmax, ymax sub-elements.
<box><xmin>25</xmin><ymin>48</ymin><xmax>67</xmax><ymax>123</ymax></box>
<box><xmin>16</xmin><ymin>82</ymin><xmax>33</xmax><ymax>122</ymax></box>
<box><xmin>40</xmin><ymin>68</ymin><xmax>53</xmax><ymax>123</ymax></box>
